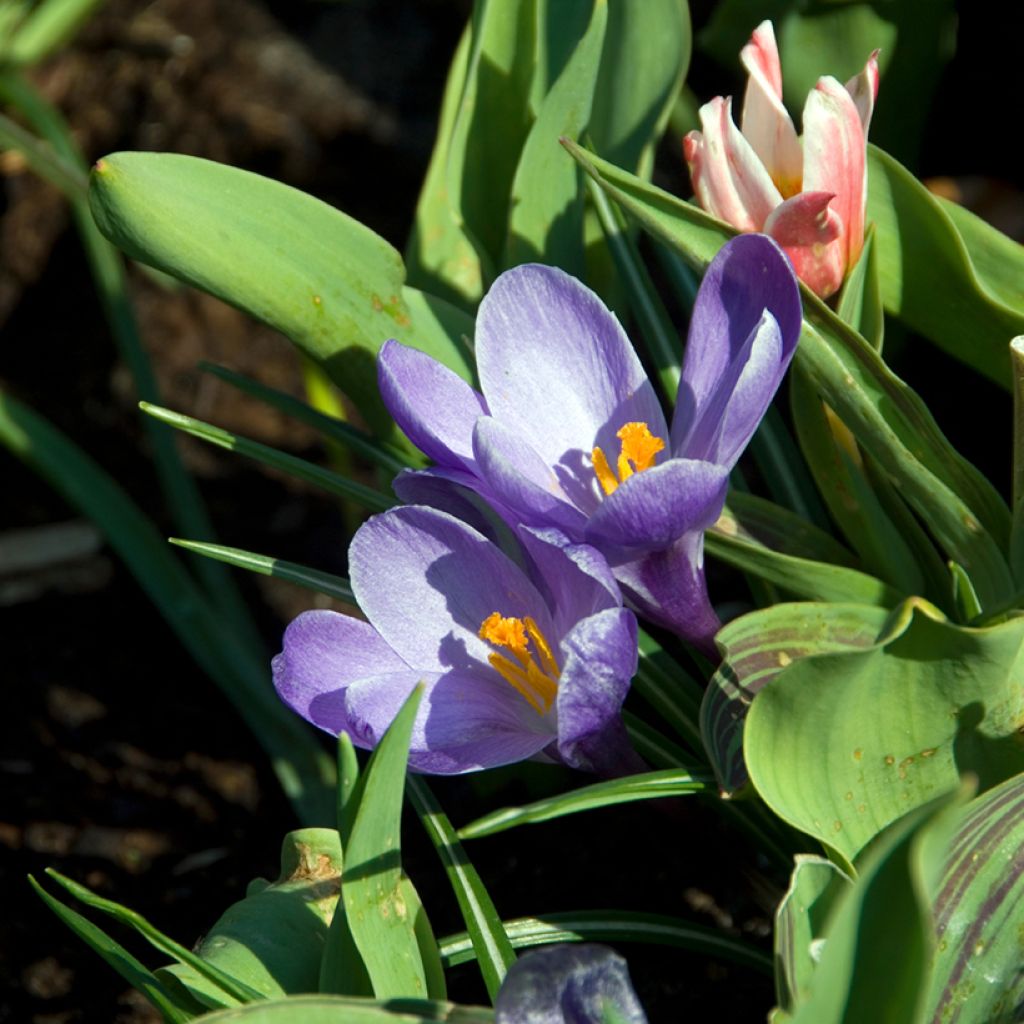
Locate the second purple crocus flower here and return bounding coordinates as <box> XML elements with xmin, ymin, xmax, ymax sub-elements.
<box><xmin>378</xmin><ymin>235</ymin><xmax>801</xmax><ymax>652</ymax></box>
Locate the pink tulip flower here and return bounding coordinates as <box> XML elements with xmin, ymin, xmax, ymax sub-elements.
<box><xmin>684</xmin><ymin>21</ymin><xmax>879</xmax><ymax>299</ymax></box>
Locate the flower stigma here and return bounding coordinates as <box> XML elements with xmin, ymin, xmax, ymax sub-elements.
<box><xmin>592</xmin><ymin>421</ymin><xmax>666</xmax><ymax>496</ymax></box>
<box><xmin>479</xmin><ymin>612</ymin><xmax>560</xmax><ymax>714</ymax></box>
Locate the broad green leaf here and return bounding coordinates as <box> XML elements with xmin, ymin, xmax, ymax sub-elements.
<box><xmin>773</xmin><ymin>857</ymin><xmax>848</xmax><ymax>1017</ymax></box>
<box><xmin>29</xmin><ymin>876</ymin><xmax>199</xmax><ymax>1023</ymax></box>
<box><xmin>785</xmin><ymin>790</ymin><xmax>963</xmax><ymax>1024</ymax></box>
<box><xmin>925</xmin><ymin>771</ymin><xmax>1024</xmax><ymax>1023</ymax></box>
<box><xmin>141</xmin><ymin>403</ymin><xmax>396</xmax><ymax>513</ymax></box>
<box><xmin>867</xmin><ymin>145</ymin><xmax>1024</xmax><ymax>388</ymax></box>
<box><xmin>344</xmin><ymin>688</ymin><xmax>431</xmax><ymax>1000</ymax></box>
<box><xmin>458</xmin><ymin>769</ymin><xmax>714</xmax><ymax>839</ymax></box>
<box><xmin>702</xmin><ymin>603</ymin><xmax>889</xmax><ymax>797</ymax></box>
<box><xmin>439</xmin><ymin>910</ymin><xmax>772</xmax><ymax>976</ymax></box>
<box><xmin>193</xmin><ymin>994</ymin><xmax>493</xmax><ymax>1023</ymax></box>
<box><xmin>407</xmin><ymin>778</ymin><xmax>517</xmax><ymax>1003</ymax></box>
<box><xmin>746</xmin><ymin>599</ymin><xmax>1024</xmax><ymax>861</ymax></box>
<box><xmin>503</xmin><ymin>0</ymin><xmax>606</xmax><ymax>272</ymax></box>
<box><xmin>163</xmin><ymin>830</ymin><xmax>343</xmax><ymax>1004</ymax></box>
<box><xmin>88</xmin><ymin>152</ymin><xmax>473</xmax><ymax>437</ymax></box>
<box><xmin>563</xmin><ymin>141</ymin><xmax>1013</xmax><ymax>608</ymax></box>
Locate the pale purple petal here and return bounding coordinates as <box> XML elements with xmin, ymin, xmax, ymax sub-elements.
<box><xmin>339</xmin><ymin>669</ymin><xmax>553</xmax><ymax>774</ymax></box>
<box><xmin>271</xmin><ymin>610</ymin><xmax>407</xmax><ymax>729</ymax></box>
<box><xmin>378</xmin><ymin>339</ymin><xmax>486</xmax><ymax>469</ymax></box>
<box><xmin>473</xmin><ymin>416</ymin><xmax>590</xmax><ymax>535</ymax></box>
<box><xmin>556</xmin><ymin>607</ymin><xmax>643</xmax><ymax>776</ymax></box>
<box><xmin>350</xmin><ymin>506</ymin><xmax>556</xmax><ymax>674</ymax></box>
<box><xmin>672</xmin><ymin>235</ymin><xmax>801</xmax><ymax>462</ymax></box>
<box><xmin>475</xmin><ymin>264</ymin><xmax>667</xmax><ymax>469</ymax></box>
<box><xmin>583</xmin><ymin>459</ymin><xmax>729</xmax><ymax>556</ymax></box>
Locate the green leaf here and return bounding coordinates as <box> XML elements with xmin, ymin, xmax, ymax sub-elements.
<box><xmin>702</xmin><ymin>603</ymin><xmax>889</xmax><ymax>798</ymax></box>
<box><xmin>563</xmin><ymin>141</ymin><xmax>1013</xmax><ymax>609</ymax></box>
<box><xmin>88</xmin><ymin>152</ymin><xmax>473</xmax><ymax>438</ymax></box>
<box><xmin>1</xmin><ymin>0</ymin><xmax>107</xmax><ymax>66</ymax></box>
<box><xmin>836</xmin><ymin>228</ymin><xmax>884</xmax><ymax>353</ymax></box>
<box><xmin>438</xmin><ymin>910</ymin><xmax>772</xmax><ymax>976</ymax></box>
<box><xmin>344</xmin><ymin>688</ymin><xmax>430</xmax><ymax>1000</ymax></box>
<box><xmin>407</xmin><ymin>777</ymin><xmax>517</xmax><ymax>1004</ymax></box>
<box><xmin>190</xmin><ymin>994</ymin><xmax>494</xmax><ymax>1023</ymax></box>
<box><xmin>867</xmin><ymin>145</ymin><xmax>1024</xmax><ymax>388</ymax></box>
<box><xmin>457</xmin><ymin>769</ymin><xmax>714</xmax><ymax>839</ymax></box>
<box><xmin>745</xmin><ymin>599</ymin><xmax>1024</xmax><ymax>861</ymax></box>
<box><xmin>29</xmin><ymin>876</ymin><xmax>199</xmax><ymax>1023</ymax></box>
<box><xmin>925</xmin><ymin>771</ymin><xmax>1024</xmax><ymax>1023</ymax></box>
<box><xmin>631</xmin><ymin>628</ymin><xmax>705</xmax><ymax>758</ymax></box>
<box><xmin>503</xmin><ymin>0</ymin><xmax>607</xmax><ymax>272</ymax></box>
<box><xmin>141</xmin><ymin>403</ymin><xmax>396</xmax><ymax>513</ymax></box>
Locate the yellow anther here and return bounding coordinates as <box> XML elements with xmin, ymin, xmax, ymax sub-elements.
<box><xmin>592</xmin><ymin>421</ymin><xmax>665</xmax><ymax>496</ymax></box>
<box><xmin>479</xmin><ymin>612</ymin><xmax>560</xmax><ymax>714</ymax></box>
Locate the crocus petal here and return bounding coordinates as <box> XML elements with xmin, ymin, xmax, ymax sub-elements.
<box><xmin>739</xmin><ymin>21</ymin><xmax>802</xmax><ymax>196</ymax></box>
<box><xmin>475</xmin><ymin>264</ymin><xmax>667</xmax><ymax>470</ymax></box>
<box><xmin>378</xmin><ymin>339</ymin><xmax>486</xmax><ymax>469</ymax></box>
<box><xmin>350</xmin><ymin>505</ymin><xmax>556</xmax><ymax>674</ymax></box>
<box><xmin>845</xmin><ymin>50</ymin><xmax>880</xmax><ymax>135</ymax></box>
<box><xmin>685</xmin><ymin>97</ymin><xmax>782</xmax><ymax>231</ymax></box>
<box><xmin>340</xmin><ymin>669</ymin><xmax>553</xmax><ymax>775</ymax></box>
<box><xmin>495</xmin><ymin>945</ymin><xmax>649</xmax><ymax>1024</ymax></box>
<box><xmin>672</xmin><ymin>234</ymin><xmax>801</xmax><ymax>463</ymax></box>
<box><xmin>583</xmin><ymin>459</ymin><xmax>729</xmax><ymax>557</ymax></box>
<box><xmin>613</xmin><ymin>532</ymin><xmax>721</xmax><ymax>655</ymax></box>
<box><xmin>802</xmin><ymin>76</ymin><xmax>867</xmax><ymax>271</ymax></box>
<box><xmin>764</xmin><ymin>192</ymin><xmax>846</xmax><ymax>299</ymax></box>
<box><xmin>556</xmin><ymin>607</ymin><xmax>643</xmax><ymax>776</ymax></box>
<box><xmin>472</xmin><ymin>416</ymin><xmax>590</xmax><ymax>535</ymax></box>
<box><xmin>271</xmin><ymin>610</ymin><xmax>407</xmax><ymax>731</ymax></box>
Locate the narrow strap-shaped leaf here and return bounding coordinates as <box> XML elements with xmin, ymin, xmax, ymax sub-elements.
<box><xmin>407</xmin><ymin>777</ymin><xmax>517</xmax><ymax>1003</ymax></box>
<box><xmin>622</xmin><ymin>712</ymin><xmax>695</xmax><ymax>770</ymax></box>
<box><xmin>438</xmin><ymin>910</ymin><xmax>772</xmax><ymax>976</ymax></box>
<box><xmin>29</xmin><ymin>876</ymin><xmax>198</xmax><ymax>1023</ymax></box>
<box><xmin>141</xmin><ymin>403</ymin><xmax>395</xmax><ymax>513</ymax></box>
<box><xmin>631</xmin><ymin>628</ymin><xmax>705</xmax><ymax>758</ymax></box>
<box><xmin>188</xmin><ymin>994</ymin><xmax>494</xmax><ymax>1023</ymax></box>
<box><xmin>458</xmin><ymin>769</ymin><xmax>714</xmax><ymax>840</ymax></box>
<box><xmin>2</xmin><ymin>0</ymin><xmax>106</xmax><ymax>66</ymax></box>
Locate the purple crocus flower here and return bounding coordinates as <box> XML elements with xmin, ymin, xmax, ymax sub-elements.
<box><xmin>378</xmin><ymin>234</ymin><xmax>801</xmax><ymax>652</ymax></box>
<box><xmin>272</xmin><ymin>505</ymin><xmax>639</xmax><ymax>775</ymax></box>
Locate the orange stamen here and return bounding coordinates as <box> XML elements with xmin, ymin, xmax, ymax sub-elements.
<box><xmin>479</xmin><ymin>612</ymin><xmax>560</xmax><ymax>714</ymax></box>
<box><xmin>592</xmin><ymin>421</ymin><xmax>665</xmax><ymax>496</ymax></box>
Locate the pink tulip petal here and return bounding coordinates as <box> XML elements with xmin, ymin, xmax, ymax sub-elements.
<box><xmin>740</xmin><ymin>22</ymin><xmax>802</xmax><ymax>196</ymax></box>
<box><xmin>685</xmin><ymin>97</ymin><xmax>782</xmax><ymax>231</ymax></box>
<box><xmin>764</xmin><ymin>191</ymin><xmax>846</xmax><ymax>298</ymax></box>
<box><xmin>802</xmin><ymin>76</ymin><xmax>867</xmax><ymax>271</ymax></box>
<box><xmin>845</xmin><ymin>50</ymin><xmax>880</xmax><ymax>135</ymax></box>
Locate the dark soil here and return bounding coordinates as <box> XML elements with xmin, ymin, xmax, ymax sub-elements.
<box><xmin>2</xmin><ymin>2</ymin><xmax>1020</xmax><ymax>1022</ymax></box>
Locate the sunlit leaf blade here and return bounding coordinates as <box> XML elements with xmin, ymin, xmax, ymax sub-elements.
<box><xmin>562</xmin><ymin>140</ymin><xmax>1013</xmax><ymax>608</ymax></box>
<box><xmin>1</xmin><ymin>0</ymin><xmax>107</xmax><ymax>66</ymax></box>
<box><xmin>169</xmin><ymin>540</ymin><xmax>355</xmax><ymax>605</ymax></box>
<box><xmin>925</xmin><ymin>771</ymin><xmax>1024</xmax><ymax>1023</ymax></box>
<box><xmin>745</xmin><ymin>599</ymin><xmax>1024</xmax><ymax>861</ymax></box>
<box><xmin>191</xmin><ymin>994</ymin><xmax>494</xmax><ymax>1022</ymax></box>
<box><xmin>88</xmin><ymin>152</ymin><xmax>473</xmax><ymax>438</ymax></box>
<box><xmin>0</xmin><ymin>391</ymin><xmax>334</xmax><ymax>823</ymax></box>
<box><xmin>438</xmin><ymin>910</ymin><xmax>772</xmax><ymax>976</ymax></box>
<box><xmin>140</xmin><ymin>403</ymin><xmax>395</xmax><ymax>513</ymax></box>
<box><xmin>703</xmin><ymin>603</ymin><xmax>889</xmax><ymax>797</ymax></box>
<box><xmin>407</xmin><ymin>777</ymin><xmax>517</xmax><ymax>1003</ymax></box>
<box><xmin>344</xmin><ymin>688</ymin><xmax>430</xmax><ymax>999</ymax></box>
<box><xmin>867</xmin><ymin>145</ymin><xmax>1024</xmax><ymax>388</ymax></box>
<box><xmin>458</xmin><ymin>769</ymin><xmax>714</xmax><ymax>839</ymax></box>
<box><xmin>29</xmin><ymin>876</ymin><xmax>199</xmax><ymax>1023</ymax></box>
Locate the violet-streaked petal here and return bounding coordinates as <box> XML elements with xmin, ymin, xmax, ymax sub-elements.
<box><xmin>495</xmin><ymin>944</ymin><xmax>648</xmax><ymax>1024</ymax></box>
<box><xmin>475</xmin><ymin>264</ymin><xmax>667</xmax><ymax>468</ymax></box>
<box><xmin>338</xmin><ymin>669</ymin><xmax>553</xmax><ymax>775</ymax></box>
<box><xmin>556</xmin><ymin>607</ymin><xmax>643</xmax><ymax>776</ymax></box>
<box><xmin>672</xmin><ymin>234</ymin><xmax>801</xmax><ymax>458</ymax></box>
<box><xmin>473</xmin><ymin>416</ymin><xmax>590</xmax><ymax>536</ymax></box>
<box><xmin>271</xmin><ymin>610</ymin><xmax>407</xmax><ymax>730</ymax></box>
<box><xmin>378</xmin><ymin>339</ymin><xmax>486</xmax><ymax>469</ymax></box>
<box><xmin>739</xmin><ymin>22</ymin><xmax>802</xmax><ymax>196</ymax></box>
<box><xmin>518</xmin><ymin>526</ymin><xmax>621</xmax><ymax>637</ymax></box>
<box><xmin>583</xmin><ymin>458</ymin><xmax>729</xmax><ymax>557</ymax></box>
<box><xmin>613</xmin><ymin>533</ymin><xmax>721</xmax><ymax>656</ymax></box>
<box><xmin>350</xmin><ymin>505</ymin><xmax>556</xmax><ymax>673</ymax></box>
